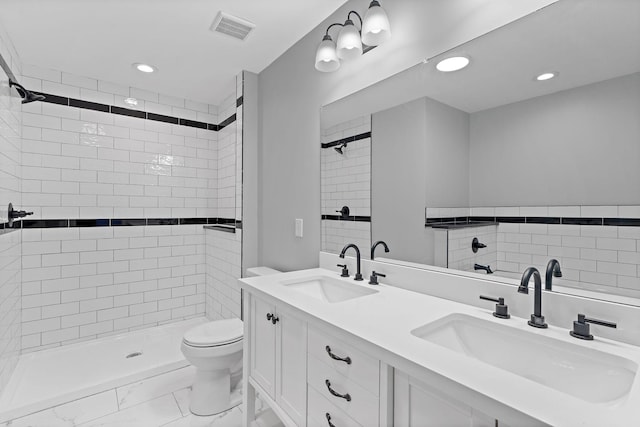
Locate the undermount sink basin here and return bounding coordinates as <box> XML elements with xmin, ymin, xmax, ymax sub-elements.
<box><xmin>280</xmin><ymin>276</ymin><xmax>378</xmax><ymax>303</ymax></box>
<box><xmin>412</xmin><ymin>313</ymin><xmax>637</xmax><ymax>404</ymax></box>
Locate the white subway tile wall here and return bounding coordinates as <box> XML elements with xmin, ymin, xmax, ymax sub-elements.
<box><xmin>322</xmin><ymin>220</ymin><xmax>371</xmax><ymax>260</ymax></box>
<box><xmin>447</xmin><ymin>225</ymin><xmax>498</xmax><ymax>273</ymax></box>
<box><xmin>11</xmin><ymin>65</ymin><xmax>244</xmax><ymax>351</ymax></box>
<box><xmin>434</xmin><ymin>205</ymin><xmax>640</xmax><ymax>298</ymax></box>
<box><xmin>321</xmin><ymin>115</ymin><xmax>371</xmax><ymax>257</ymax></box>
<box><xmin>217</xmin><ymin>92</ymin><xmax>237</xmax><ymax>220</ymax></box>
<box><xmin>20</xmin><ymin>225</ymin><xmax>206</xmax><ymax>352</ymax></box>
<box><xmin>0</xmin><ymin>28</ymin><xmax>22</xmax><ymax>395</ymax></box>
<box><xmin>205</xmin><ymin>229</ymin><xmax>242</xmax><ymax>320</ymax></box>
<box><xmin>20</xmin><ymin>64</ymin><xmax>223</xmax><ymax>219</ymax></box>
<box><xmin>497</xmin><ymin>222</ymin><xmax>640</xmax><ymax>297</ymax></box>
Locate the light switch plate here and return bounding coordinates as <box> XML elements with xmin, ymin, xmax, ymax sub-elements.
<box><xmin>295</xmin><ymin>218</ymin><xmax>303</xmax><ymax>237</ymax></box>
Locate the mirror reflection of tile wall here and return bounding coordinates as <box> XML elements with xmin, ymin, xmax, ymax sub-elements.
<box><xmin>320</xmin><ymin>116</ymin><xmax>371</xmax><ymax>258</ymax></box>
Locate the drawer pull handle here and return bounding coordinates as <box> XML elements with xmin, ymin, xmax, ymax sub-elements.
<box><xmin>326</xmin><ymin>413</ymin><xmax>336</xmax><ymax>427</ymax></box>
<box><xmin>325</xmin><ymin>379</ymin><xmax>351</xmax><ymax>402</ymax></box>
<box><xmin>326</xmin><ymin>346</ymin><xmax>352</xmax><ymax>365</ymax></box>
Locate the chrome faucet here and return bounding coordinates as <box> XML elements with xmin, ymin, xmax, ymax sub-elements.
<box><xmin>545</xmin><ymin>259</ymin><xmax>562</xmax><ymax>290</ymax></box>
<box><xmin>339</xmin><ymin>243</ymin><xmax>363</xmax><ymax>281</ymax></box>
<box><xmin>370</xmin><ymin>240</ymin><xmax>389</xmax><ymax>260</ymax></box>
<box><xmin>518</xmin><ymin>267</ymin><xmax>548</xmax><ymax>328</ymax></box>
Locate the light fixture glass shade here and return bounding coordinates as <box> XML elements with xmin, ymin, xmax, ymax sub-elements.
<box><xmin>336</xmin><ymin>20</ymin><xmax>363</xmax><ymax>60</ymax></box>
<box><xmin>362</xmin><ymin>1</ymin><xmax>391</xmax><ymax>46</ymax></box>
<box><xmin>315</xmin><ymin>35</ymin><xmax>340</xmax><ymax>72</ymax></box>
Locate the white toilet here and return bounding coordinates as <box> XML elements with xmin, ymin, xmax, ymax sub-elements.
<box><xmin>181</xmin><ymin>266</ymin><xmax>281</xmax><ymax>416</ymax></box>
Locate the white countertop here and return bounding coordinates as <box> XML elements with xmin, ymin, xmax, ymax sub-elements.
<box><xmin>240</xmin><ymin>268</ymin><xmax>640</xmax><ymax>427</ymax></box>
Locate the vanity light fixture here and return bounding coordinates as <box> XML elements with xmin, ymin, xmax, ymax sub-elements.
<box><xmin>435</xmin><ymin>56</ymin><xmax>470</xmax><ymax>72</ymax></box>
<box><xmin>314</xmin><ymin>1</ymin><xmax>391</xmax><ymax>72</ymax></box>
<box><xmin>536</xmin><ymin>71</ymin><xmax>557</xmax><ymax>81</ymax></box>
<box><xmin>133</xmin><ymin>63</ymin><xmax>156</xmax><ymax>73</ymax></box>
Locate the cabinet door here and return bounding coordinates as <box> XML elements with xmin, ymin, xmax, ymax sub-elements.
<box><xmin>276</xmin><ymin>305</ymin><xmax>307</xmax><ymax>427</ymax></box>
<box><xmin>250</xmin><ymin>295</ymin><xmax>276</xmax><ymax>398</ymax></box>
<box><xmin>394</xmin><ymin>371</ymin><xmax>494</xmax><ymax>427</ymax></box>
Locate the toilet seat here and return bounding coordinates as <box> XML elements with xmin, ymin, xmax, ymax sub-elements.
<box><xmin>183</xmin><ymin>318</ymin><xmax>243</xmax><ymax>348</ymax></box>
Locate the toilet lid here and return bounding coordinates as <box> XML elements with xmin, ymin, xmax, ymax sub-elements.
<box><xmin>183</xmin><ymin>319</ymin><xmax>243</xmax><ymax>347</ymax></box>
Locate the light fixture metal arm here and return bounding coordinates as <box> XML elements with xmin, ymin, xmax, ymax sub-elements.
<box><xmin>324</xmin><ymin>22</ymin><xmax>344</xmax><ymax>37</ymax></box>
<box><xmin>347</xmin><ymin>11</ymin><xmax>363</xmax><ymax>29</ymax></box>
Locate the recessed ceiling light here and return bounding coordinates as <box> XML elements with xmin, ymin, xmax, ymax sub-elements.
<box><xmin>436</xmin><ymin>56</ymin><xmax>470</xmax><ymax>72</ymax></box>
<box><xmin>133</xmin><ymin>63</ymin><xmax>156</xmax><ymax>73</ymax></box>
<box><xmin>124</xmin><ymin>97</ymin><xmax>138</xmax><ymax>106</ymax></box>
<box><xmin>535</xmin><ymin>72</ymin><xmax>557</xmax><ymax>81</ymax></box>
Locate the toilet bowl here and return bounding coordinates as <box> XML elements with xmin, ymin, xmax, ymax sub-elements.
<box><xmin>181</xmin><ymin>319</ymin><xmax>243</xmax><ymax>416</ymax></box>
<box><xmin>181</xmin><ymin>266</ymin><xmax>281</xmax><ymax>416</ymax></box>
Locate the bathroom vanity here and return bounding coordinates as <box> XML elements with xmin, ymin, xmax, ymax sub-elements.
<box><xmin>239</xmin><ymin>260</ymin><xmax>640</xmax><ymax>427</ymax></box>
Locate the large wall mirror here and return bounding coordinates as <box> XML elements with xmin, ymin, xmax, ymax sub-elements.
<box><xmin>320</xmin><ymin>0</ymin><xmax>640</xmax><ymax>306</ymax></box>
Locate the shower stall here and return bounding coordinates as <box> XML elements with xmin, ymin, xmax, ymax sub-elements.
<box><xmin>0</xmin><ymin>33</ymin><xmax>248</xmax><ymax>422</ymax></box>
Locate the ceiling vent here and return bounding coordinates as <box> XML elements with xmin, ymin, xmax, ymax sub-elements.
<box><xmin>210</xmin><ymin>12</ymin><xmax>255</xmax><ymax>41</ymax></box>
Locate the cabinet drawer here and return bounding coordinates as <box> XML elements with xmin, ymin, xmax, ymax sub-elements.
<box><xmin>308</xmin><ymin>325</ymin><xmax>380</xmax><ymax>395</ymax></box>
<box><xmin>308</xmin><ymin>385</ymin><xmax>363</xmax><ymax>427</ymax></box>
<box><xmin>308</xmin><ymin>354</ymin><xmax>379</xmax><ymax>427</ymax></box>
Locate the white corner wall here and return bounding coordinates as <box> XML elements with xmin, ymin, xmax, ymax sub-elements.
<box><xmin>257</xmin><ymin>0</ymin><xmax>557</xmax><ymax>271</ymax></box>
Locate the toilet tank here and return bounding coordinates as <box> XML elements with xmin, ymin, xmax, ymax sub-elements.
<box><xmin>245</xmin><ymin>266</ymin><xmax>281</xmax><ymax>277</ymax></box>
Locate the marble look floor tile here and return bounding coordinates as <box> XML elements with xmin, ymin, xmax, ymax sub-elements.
<box><xmin>6</xmin><ymin>390</ymin><xmax>118</xmax><ymax>427</ymax></box>
<box><xmin>173</xmin><ymin>387</ymin><xmax>191</xmax><ymax>417</ymax></box>
<box><xmin>161</xmin><ymin>406</ymin><xmax>242</xmax><ymax>427</ymax></box>
<box><xmin>78</xmin><ymin>394</ymin><xmax>182</xmax><ymax>427</ymax></box>
<box><xmin>116</xmin><ymin>366</ymin><xmax>195</xmax><ymax>410</ymax></box>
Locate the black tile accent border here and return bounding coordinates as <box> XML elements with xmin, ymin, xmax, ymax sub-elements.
<box><xmin>34</xmin><ymin>92</ymin><xmax>239</xmax><ymax>132</ymax></box>
<box><xmin>2</xmin><ymin>217</ymin><xmax>238</xmax><ymax>230</ymax></box>
<box><xmin>69</xmin><ymin>219</ymin><xmax>110</xmax><ymax>227</ymax></box>
<box><xmin>236</xmin><ymin>96</ymin><xmax>243</xmax><ymax>107</ymax></box>
<box><xmin>111</xmin><ymin>218</ymin><xmax>147</xmax><ymax>227</ymax></box>
<box><xmin>321</xmin><ymin>214</ymin><xmax>372</xmax><ymax>223</ymax></box>
<box><xmin>33</xmin><ymin>91</ymin><xmax>68</xmax><ymax>106</ymax></box>
<box><xmin>147</xmin><ymin>218</ymin><xmax>179</xmax><ymax>226</ymax></box>
<box><xmin>604</xmin><ymin>218</ymin><xmax>640</xmax><ymax>227</ymax></box>
<box><xmin>321</xmin><ymin>132</ymin><xmax>372</xmax><ymax>149</ymax></box>
<box><xmin>179</xmin><ymin>119</ymin><xmax>208</xmax><ymax>129</ymax></box>
<box><xmin>21</xmin><ymin>219</ymin><xmax>69</xmax><ymax>228</ymax></box>
<box><xmin>526</xmin><ymin>216</ymin><xmax>561</xmax><ymax>224</ymax></box>
<box><xmin>147</xmin><ymin>112</ymin><xmax>178</xmax><ymax>124</ymax></box>
<box><xmin>218</xmin><ymin>114</ymin><xmax>237</xmax><ymax>129</ymax></box>
<box><xmin>561</xmin><ymin>217</ymin><xmax>603</xmax><ymax>226</ymax></box>
<box><xmin>425</xmin><ymin>215</ymin><xmax>640</xmax><ymax>227</ymax></box>
<box><xmin>496</xmin><ymin>216</ymin><xmax>526</xmax><ymax>223</ymax></box>
<box><xmin>180</xmin><ymin>218</ymin><xmax>207</xmax><ymax>225</ymax></box>
<box><xmin>112</xmin><ymin>106</ymin><xmax>146</xmax><ymax>119</ymax></box>
<box><xmin>69</xmin><ymin>98</ymin><xmax>109</xmax><ymax>112</ymax></box>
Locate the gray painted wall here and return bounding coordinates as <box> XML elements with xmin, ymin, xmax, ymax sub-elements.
<box><xmin>469</xmin><ymin>72</ymin><xmax>640</xmax><ymax>206</ymax></box>
<box><xmin>257</xmin><ymin>0</ymin><xmax>557</xmax><ymax>271</ymax></box>
<box><xmin>372</xmin><ymin>97</ymin><xmax>469</xmax><ymax>265</ymax></box>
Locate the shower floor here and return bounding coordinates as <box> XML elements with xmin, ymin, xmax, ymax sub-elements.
<box><xmin>0</xmin><ymin>317</ymin><xmax>207</xmax><ymax>423</ymax></box>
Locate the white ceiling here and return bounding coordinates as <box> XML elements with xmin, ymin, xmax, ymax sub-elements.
<box><xmin>0</xmin><ymin>0</ymin><xmax>347</xmax><ymax>105</ymax></box>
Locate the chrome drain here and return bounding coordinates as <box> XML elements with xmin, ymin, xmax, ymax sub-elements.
<box><xmin>126</xmin><ymin>351</ymin><xmax>143</xmax><ymax>359</ymax></box>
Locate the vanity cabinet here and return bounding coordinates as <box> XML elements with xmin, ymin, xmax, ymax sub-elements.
<box><xmin>306</xmin><ymin>325</ymin><xmax>391</xmax><ymax>427</ymax></box>
<box><xmin>394</xmin><ymin>371</ymin><xmax>497</xmax><ymax>427</ymax></box>
<box><xmin>247</xmin><ymin>294</ymin><xmax>307</xmax><ymax>426</ymax></box>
